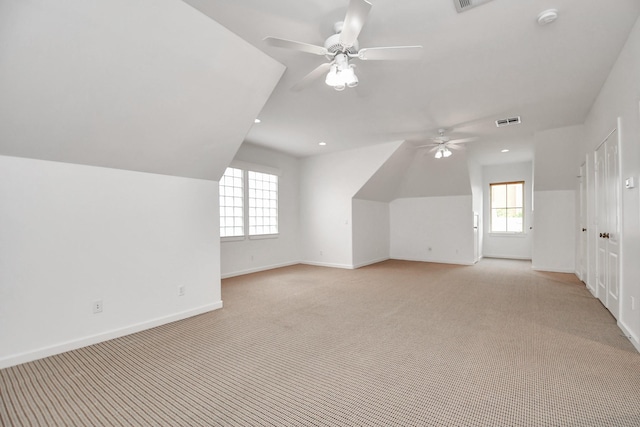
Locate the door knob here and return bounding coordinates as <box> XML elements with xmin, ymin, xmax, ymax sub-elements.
<box><xmin>605</xmin><ymin>233</ymin><xmax>610</xmax><ymax>239</ymax></box>
<box><xmin>599</xmin><ymin>233</ymin><xmax>603</xmax><ymax>238</ymax></box>
<box><xmin>582</xmin><ymin>228</ymin><xmax>587</xmax><ymax>232</ymax></box>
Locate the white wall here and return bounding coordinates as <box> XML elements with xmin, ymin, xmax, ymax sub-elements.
<box><xmin>583</xmin><ymin>16</ymin><xmax>640</xmax><ymax>350</ymax></box>
<box><xmin>300</xmin><ymin>141</ymin><xmax>402</xmax><ymax>268</ymax></box>
<box><xmin>352</xmin><ymin>199</ymin><xmax>390</xmax><ymax>268</ymax></box>
<box><xmin>482</xmin><ymin>162</ymin><xmax>533</xmax><ymax>259</ymax></box>
<box><xmin>532</xmin><ymin>191</ymin><xmax>576</xmax><ymax>273</ymax></box>
<box><xmin>531</xmin><ymin>125</ymin><xmax>582</xmax><ymax>273</ymax></box>
<box><xmin>0</xmin><ymin>156</ymin><xmax>221</xmax><ymax>368</ymax></box>
<box><xmin>220</xmin><ymin>143</ymin><xmax>300</xmax><ymax>278</ymax></box>
<box><xmin>390</xmin><ymin>196</ymin><xmax>475</xmax><ymax>265</ymax></box>
<box><xmin>533</xmin><ymin>126</ymin><xmax>584</xmax><ymax>191</ymax></box>
<box><xmin>468</xmin><ymin>159</ymin><xmax>484</xmax><ymax>261</ymax></box>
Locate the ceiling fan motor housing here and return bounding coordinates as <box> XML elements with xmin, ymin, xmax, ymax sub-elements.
<box><xmin>324</xmin><ymin>26</ymin><xmax>359</xmax><ymax>58</ymax></box>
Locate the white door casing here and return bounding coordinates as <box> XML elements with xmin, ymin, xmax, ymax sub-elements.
<box><xmin>578</xmin><ymin>161</ymin><xmax>588</xmax><ymax>285</ymax></box>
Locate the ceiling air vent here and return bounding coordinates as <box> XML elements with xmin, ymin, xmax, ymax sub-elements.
<box><xmin>454</xmin><ymin>0</ymin><xmax>495</xmax><ymax>13</ymax></box>
<box><xmin>495</xmin><ymin>116</ymin><xmax>522</xmax><ymax>128</ymax></box>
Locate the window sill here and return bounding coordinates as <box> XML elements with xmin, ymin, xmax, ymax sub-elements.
<box><xmin>221</xmin><ymin>236</ymin><xmax>245</xmax><ymax>243</ymax></box>
<box><xmin>249</xmin><ymin>234</ymin><xmax>279</xmax><ymax>240</ymax></box>
<box><xmin>488</xmin><ymin>232</ymin><xmax>527</xmax><ymax>238</ymax></box>
<box><xmin>220</xmin><ymin>234</ymin><xmax>279</xmax><ymax>243</ymax></box>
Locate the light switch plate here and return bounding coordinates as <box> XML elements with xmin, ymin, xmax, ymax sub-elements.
<box><xmin>625</xmin><ymin>177</ymin><xmax>635</xmax><ymax>189</ymax></box>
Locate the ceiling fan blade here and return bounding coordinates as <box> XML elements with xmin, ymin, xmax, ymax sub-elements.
<box><xmin>291</xmin><ymin>62</ymin><xmax>333</xmax><ymax>91</ymax></box>
<box><xmin>358</xmin><ymin>46</ymin><xmax>424</xmax><ymax>61</ymax></box>
<box><xmin>447</xmin><ymin>137</ymin><xmax>477</xmax><ymax>145</ymax></box>
<box><xmin>264</xmin><ymin>37</ymin><xmax>328</xmax><ymax>56</ymax></box>
<box><xmin>339</xmin><ymin>0</ymin><xmax>372</xmax><ymax>48</ymax></box>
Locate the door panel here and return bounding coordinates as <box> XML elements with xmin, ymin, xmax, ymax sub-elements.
<box><xmin>595</xmin><ymin>143</ymin><xmax>607</xmax><ymax>306</ymax></box>
<box><xmin>594</xmin><ymin>127</ymin><xmax>620</xmax><ymax>319</ymax></box>
<box><xmin>605</xmin><ymin>129</ymin><xmax>620</xmax><ymax>319</ymax></box>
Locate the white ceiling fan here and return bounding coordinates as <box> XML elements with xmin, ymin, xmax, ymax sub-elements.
<box><xmin>263</xmin><ymin>0</ymin><xmax>423</xmax><ymax>91</ymax></box>
<box><xmin>415</xmin><ymin>129</ymin><xmax>477</xmax><ymax>159</ymax></box>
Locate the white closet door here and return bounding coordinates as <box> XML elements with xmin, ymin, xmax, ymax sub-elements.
<box><xmin>595</xmin><ymin>128</ymin><xmax>620</xmax><ymax>319</ymax></box>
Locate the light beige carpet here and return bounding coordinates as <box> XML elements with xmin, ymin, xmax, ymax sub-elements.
<box><xmin>2</xmin><ymin>259</ymin><xmax>640</xmax><ymax>426</ymax></box>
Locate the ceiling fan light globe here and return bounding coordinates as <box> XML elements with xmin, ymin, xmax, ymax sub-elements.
<box><xmin>344</xmin><ymin>66</ymin><xmax>358</xmax><ymax>87</ymax></box>
<box><xmin>334</xmin><ymin>83</ymin><xmax>346</xmax><ymax>91</ymax></box>
<box><xmin>325</xmin><ymin>64</ymin><xmax>339</xmax><ymax>87</ymax></box>
<box><xmin>443</xmin><ymin>148</ymin><xmax>452</xmax><ymax>157</ymax></box>
<box><xmin>435</xmin><ymin>150</ymin><xmax>443</xmax><ymax>159</ymax></box>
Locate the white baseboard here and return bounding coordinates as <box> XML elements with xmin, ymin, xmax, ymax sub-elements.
<box><xmin>352</xmin><ymin>257</ymin><xmax>390</xmax><ymax>269</ymax></box>
<box><xmin>483</xmin><ymin>255</ymin><xmax>532</xmax><ymax>260</ymax></box>
<box><xmin>531</xmin><ymin>266</ymin><xmax>577</xmax><ymax>274</ymax></box>
<box><xmin>0</xmin><ymin>302</ymin><xmax>223</xmax><ymax>369</ymax></box>
<box><xmin>221</xmin><ymin>261</ymin><xmax>299</xmax><ymax>279</ymax></box>
<box><xmin>390</xmin><ymin>256</ymin><xmax>475</xmax><ymax>266</ymax></box>
<box><xmin>300</xmin><ymin>261</ymin><xmax>355</xmax><ymax>269</ymax></box>
<box><xmin>618</xmin><ymin>320</ymin><xmax>640</xmax><ymax>353</ymax></box>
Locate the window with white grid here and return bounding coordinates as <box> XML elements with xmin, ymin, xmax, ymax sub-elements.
<box><xmin>490</xmin><ymin>181</ymin><xmax>524</xmax><ymax>233</ymax></box>
<box><xmin>219</xmin><ymin>168</ymin><xmax>244</xmax><ymax>237</ymax></box>
<box><xmin>248</xmin><ymin>171</ymin><xmax>278</xmax><ymax>236</ymax></box>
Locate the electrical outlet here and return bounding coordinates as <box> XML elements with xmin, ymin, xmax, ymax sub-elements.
<box><xmin>632</xmin><ymin>296</ymin><xmax>636</xmax><ymax>310</ymax></box>
<box><xmin>93</xmin><ymin>300</ymin><xmax>103</xmax><ymax>314</ymax></box>
<box><xmin>178</xmin><ymin>285</ymin><xmax>186</xmax><ymax>296</ymax></box>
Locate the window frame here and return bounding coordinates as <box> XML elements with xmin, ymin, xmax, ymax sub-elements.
<box><xmin>219</xmin><ymin>166</ymin><xmax>279</xmax><ymax>242</ymax></box>
<box><xmin>247</xmin><ymin>170</ymin><xmax>279</xmax><ymax>237</ymax></box>
<box><xmin>219</xmin><ymin>167</ymin><xmax>245</xmax><ymax>238</ymax></box>
<box><xmin>489</xmin><ymin>181</ymin><xmax>525</xmax><ymax>234</ymax></box>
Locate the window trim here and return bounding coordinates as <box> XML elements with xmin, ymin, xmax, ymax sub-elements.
<box><xmin>489</xmin><ymin>180</ymin><xmax>525</xmax><ymax>234</ymax></box>
<box><xmin>219</xmin><ymin>167</ymin><xmax>245</xmax><ymax>238</ymax></box>
<box><xmin>247</xmin><ymin>170</ymin><xmax>279</xmax><ymax>237</ymax></box>
<box><xmin>219</xmin><ymin>166</ymin><xmax>279</xmax><ymax>240</ymax></box>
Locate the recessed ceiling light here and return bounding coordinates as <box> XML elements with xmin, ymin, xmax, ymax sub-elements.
<box><xmin>319</xmin><ymin>141</ymin><xmax>327</xmax><ymax>146</ymax></box>
<box><xmin>254</xmin><ymin>119</ymin><xmax>261</xmax><ymax>124</ymax></box>
<box><xmin>501</xmin><ymin>149</ymin><xmax>510</xmax><ymax>153</ymax></box>
<box><xmin>537</xmin><ymin>9</ymin><xmax>558</xmax><ymax>26</ymax></box>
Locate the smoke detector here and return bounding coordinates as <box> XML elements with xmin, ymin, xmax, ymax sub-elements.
<box><xmin>537</xmin><ymin>9</ymin><xmax>559</xmax><ymax>25</ymax></box>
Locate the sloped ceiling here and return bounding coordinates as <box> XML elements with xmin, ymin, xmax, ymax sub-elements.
<box><xmin>395</xmin><ymin>145</ymin><xmax>472</xmax><ymax>198</ymax></box>
<box><xmin>182</xmin><ymin>0</ymin><xmax>640</xmax><ymax>165</ymax></box>
<box><xmin>0</xmin><ymin>0</ymin><xmax>285</xmax><ymax>180</ymax></box>
<box><xmin>353</xmin><ymin>142</ymin><xmax>414</xmax><ymax>202</ymax></box>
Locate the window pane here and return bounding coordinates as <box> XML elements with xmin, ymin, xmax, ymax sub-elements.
<box><xmin>490</xmin><ymin>181</ymin><xmax>524</xmax><ymax>233</ymax></box>
<box><xmin>491</xmin><ymin>185</ymin><xmax>506</xmax><ymax>208</ymax></box>
<box><xmin>492</xmin><ymin>209</ymin><xmax>507</xmax><ymax>232</ymax></box>
<box><xmin>218</xmin><ymin>168</ymin><xmax>244</xmax><ymax>237</ymax></box>
<box><xmin>248</xmin><ymin>171</ymin><xmax>278</xmax><ymax>235</ymax></box>
<box><xmin>506</xmin><ymin>184</ymin><xmax>522</xmax><ymax>208</ymax></box>
<box><xmin>507</xmin><ymin>208</ymin><xmax>524</xmax><ymax>232</ymax></box>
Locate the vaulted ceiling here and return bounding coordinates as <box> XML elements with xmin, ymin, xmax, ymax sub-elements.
<box><xmin>185</xmin><ymin>0</ymin><xmax>640</xmax><ymax>164</ymax></box>
<box><xmin>0</xmin><ymin>0</ymin><xmax>284</xmax><ymax>180</ymax></box>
